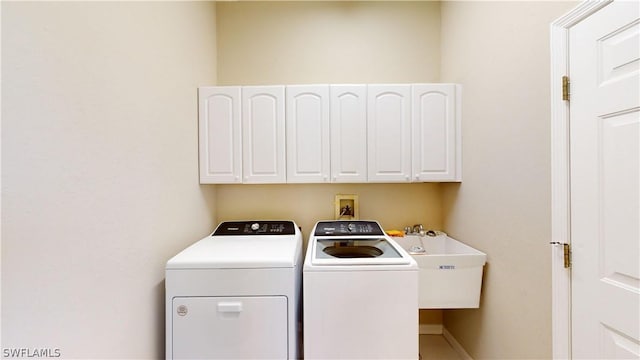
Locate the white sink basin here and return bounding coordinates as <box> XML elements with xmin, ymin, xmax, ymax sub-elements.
<box><xmin>393</xmin><ymin>234</ymin><xmax>487</xmax><ymax>309</ymax></box>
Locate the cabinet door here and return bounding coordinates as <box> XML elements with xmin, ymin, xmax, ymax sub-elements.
<box><xmin>172</xmin><ymin>296</ymin><xmax>288</xmax><ymax>359</ymax></box>
<box><xmin>331</xmin><ymin>85</ymin><xmax>368</xmax><ymax>183</ymax></box>
<box><xmin>412</xmin><ymin>84</ymin><xmax>461</xmax><ymax>181</ymax></box>
<box><xmin>286</xmin><ymin>85</ymin><xmax>330</xmax><ymax>183</ymax></box>
<box><xmin>198</xmin><ymin>87</ymin><xmax>242</xmax><ymax>184</ymax></box>
<box><xmin>242</xmin><ymin>86</ymin><xmax>286</xmax><ymax>183</ymax></box>
<box><xmin>367</xmin><ymin>85</ymin><xmax>412</xmax><ymax>182</ymax></box>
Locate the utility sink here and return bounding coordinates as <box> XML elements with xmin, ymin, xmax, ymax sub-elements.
<box><xmin>393</xmin><ymin>233</ymin><xmax>487</xmax><ymax>309</ymax></box>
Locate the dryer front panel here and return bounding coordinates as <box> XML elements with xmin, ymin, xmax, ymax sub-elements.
<box><xmin>171</xmin><ymin>296</ymin><xmax>288</xmax><ymax>359</ymax></box>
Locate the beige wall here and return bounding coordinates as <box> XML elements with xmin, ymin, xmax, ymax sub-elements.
<box><xmin>216</xmin><ymin>1</ymin><xmax>441</xmax><ymax>85</ymax></box>
<box><xmin>1</xmin><ymin>2</ymin><xmax>217</xmax><ymax>357</ymax></box>
<box><xmin>216</xmin><ymin>183</ymin><xmax>443</xmax><ymax>242</ymax></box>
<box><xmin>440</xmin><ymin>1</ymin><xmax>576</xmax><ymax>359</ymax></box>
<box><xmin>214</xmin><ymin>1</ymin><xmax>443</xmax><ymax>239</ymax></box>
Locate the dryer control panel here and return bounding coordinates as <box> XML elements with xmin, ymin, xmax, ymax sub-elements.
<box><xmin>213</xmin><ymin>221</ymin><xmax>296</xmax><ymax>236</ymax></box>
<box><xmin>314</xmin><ymin>221</ymin><xmax>385</xmax><ymax>236</ymax></box>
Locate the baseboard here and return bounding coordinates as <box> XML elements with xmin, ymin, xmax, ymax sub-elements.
<box><xmin>442</xmin><ymin>327</ymin><xmax>473</xmax><ymax>360</ymax></box>
<box><xmin>419</xmin><ymin>324</ymin><xmax>443</xmax><ymax>335</ymax></box>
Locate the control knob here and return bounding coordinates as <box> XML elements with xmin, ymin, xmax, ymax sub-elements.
<box><xmin>251</xmin><ymin>223</ymin><xmax>260</xmax><ymax>231</ymax></box>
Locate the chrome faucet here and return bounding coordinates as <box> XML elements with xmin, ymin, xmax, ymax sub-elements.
<box><xmin>404</xmin><ymin>224</ymin><xmax>424</xmax><ymax>235</ymax></box>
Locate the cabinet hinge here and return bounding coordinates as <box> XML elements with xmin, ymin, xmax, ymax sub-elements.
<box><xmin>562</xmin><ymin>76</ymin><xmax>570</xmax><ymax>101</ymax></box>
<box><xmin>550</xmin><ymin>242</ymin><xmax>571</xmax><ymax>268</ymax></box>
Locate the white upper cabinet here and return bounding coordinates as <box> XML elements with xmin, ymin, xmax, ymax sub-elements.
<box><xmin>286</xmin><ymin>85</ymin><xmax>330</xmax><ymax>183</ymax></box>
<box><xmin>242</xmin><ymin>86</ymin><xmax>286</xmax><ymax>184</ymax></box>
<box><xmin>367</xmin><ymin>85</ymin><xmax>412</xmax><ymax>182</ymax></box>
<box><xmin>198</xmin><ymin>83</ymin><xmax>461</xmax><ymax>184</ymax></box>
<box><xmin>412</xmin><ymin>84</ymin><xmax>461</xmax><ymax>181</ymax></box>
<box><xmin>198</xmin><ymin>86</ymin><xmax>242</xmax><ymax>184</ymax></box>
<box><xmin>330</xmin><ymin>85</ymin><xmax>368</xmax><ymax>183</ymax></box>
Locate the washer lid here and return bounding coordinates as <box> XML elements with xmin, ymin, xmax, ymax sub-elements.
<box><xmin>310</xmin><ymin>237</ymin><xmax>413</xmax><ymax>266</ymax></box>
<box><xmin>166</xmin><ymin>234</ymin><xmax>301</xmax><ymax>269</ymax></box>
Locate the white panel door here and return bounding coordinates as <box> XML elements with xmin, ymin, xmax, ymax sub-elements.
<box><xmin>570</xmin><ymin>1</ymin><xmax>640</xmax><ymax>358</ymax></box>
<box><xmin>242</xmin><ymin>86</ymin><xmax>286</xmax><ymax>183</ymax></box>
<box><xmin>330</xmin><ymin>85</ymin><xmax>367</xmax><ymax>183</ymax></box>
<box><xmin>198</xmin><ymin>87</ymin><xmax>242</xmax><ymax>184</ymax></box>
<box><xmin>367</xmin><ymin>85</ymin><xmax>412</xmax><ymax>182</ymax></box>
<box><xmin>411</xmin><ymin>84</ymin><xmax>461</xmax><ymax>182</ymax></box>
<box><xmin>172</xmin><ymin>296</ymin><xmax>288</xmax><ymax>359</ymax></box>
<box><xmin>286</xmin><ymin>85</ymin><xmax>330</xmax><ymax>183</ymax></box>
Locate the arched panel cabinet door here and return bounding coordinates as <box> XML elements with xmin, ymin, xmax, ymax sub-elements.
<box><xmin>412</xmin><ymin>84</ymin><xmax>461</xmax><ymax>182</ymax></box>
<box><xmin>367</xmin><ymin>84</ymin><xmax>412</xmax><ymax>183</ymax></box>
<box><xmin>242</xmin><ymin>86</ymin><xmax>286</xmax><ymax>184</ymax></box>
<box><xmin>198</xmin><ymin>86</ymin><xmax>242</xmax><ymax>184</ymax></box>
<box><xmin>330</xmin><ymin>85</ymin><xmax>368</xmax><ymax>183</ymax></box>
<box><xmin>286</xmin><ymin>85</ymin><xmax>330</xmax><ymax>183</ymax></box>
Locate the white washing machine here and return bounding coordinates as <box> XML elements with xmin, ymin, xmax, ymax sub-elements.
<box><xmin>303</xmin><ymin>220</ymin><xmax>419</xmax><ymax>360</ymax></box>
<box><xmin>165</xmin><ymin>220</ymin><xmax>303</xmax><ymax>360</ymax></box>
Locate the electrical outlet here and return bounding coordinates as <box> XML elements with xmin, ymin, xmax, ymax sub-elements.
<box><xmin>335</xmin><ymin>194</ymin><xmax>359</xmax><ymax>220</ymax></box>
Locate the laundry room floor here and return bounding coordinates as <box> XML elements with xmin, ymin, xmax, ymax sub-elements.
<box><xmin>419</xmin><ymin>335</ymin><xmax>462</xmax><ymax>360</ymax></box>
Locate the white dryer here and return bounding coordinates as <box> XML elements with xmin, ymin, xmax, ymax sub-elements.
<box><xmin>166</xmin><ymin>220</ymin><xmax>303</xmax><ymax>360</ymax></box>
<box><xmin>303</xmin><ymin>220</ymin><xmax>419</xmax><ymax>360</ymax></box>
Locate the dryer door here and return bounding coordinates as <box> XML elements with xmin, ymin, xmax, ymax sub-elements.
<box><xmin>171</xmin><ymin>296</ymin><xmax>288</xmax><ymax>359</ymax></box>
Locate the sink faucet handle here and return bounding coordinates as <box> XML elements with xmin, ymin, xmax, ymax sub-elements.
<box><xmin>412</xmin><ymin>224</ymin><xmax>426</xmax><ymax>236</ymax></box>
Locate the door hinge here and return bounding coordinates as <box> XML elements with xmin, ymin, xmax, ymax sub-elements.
<box><xmin>562</xmin><ymin>76</ymin><xmax>570</xmax><ymax>101</ymax></box>
<box><xmin>550</xmin><ymin>242</ymin><xmax>571</xmax><ymax>268</ymax></box>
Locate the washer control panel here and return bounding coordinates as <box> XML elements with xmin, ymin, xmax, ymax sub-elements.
<box><xmin>314</xmin><ymin>221</ymin><xmax>385</xmax><ymax>236</ymax></box>
<box><xmin>213</xmin><ymin>221</ymin><xmax>296</xmax><ymax>236</ymax></box>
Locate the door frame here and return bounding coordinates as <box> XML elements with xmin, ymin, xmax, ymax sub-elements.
<box><xmin>550</xmin><ymin>1</ymin><xmax>613</xmax><ymax>359</ymax></box>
